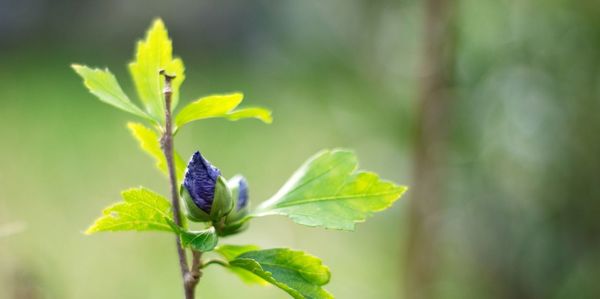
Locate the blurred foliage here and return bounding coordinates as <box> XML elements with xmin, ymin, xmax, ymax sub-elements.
<box><xmin>0</xmin><ymin>0</ymin><xmax>598</xmax><ymax>298</ymax></box>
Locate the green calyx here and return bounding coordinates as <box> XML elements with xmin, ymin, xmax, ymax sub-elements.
<box><xmin>181</xmin><ymin>175</ymin><xmax>234</xmax><ymax>223</ymax></box>
<box><xmin>210</xmin><ymin>176</ymin><xmax>235</xmax><ymax>221</ymax></box>
<box><xmin>220</xmin><ymin>175</ymin><xmax>251</xmax><ymax>236</ymax></box>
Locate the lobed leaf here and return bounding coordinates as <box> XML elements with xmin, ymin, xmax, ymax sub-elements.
<box><xmin>129</xmin><ymin>19</ymin><xmax>185</xmax><ymax>123</ymax></box>
<box><xmin>127</xmin><ymin>122</ymin><xmax>186</xmax><ymax>182</ymax></box>
<box><xmin>85</xmin><ymin>187</ymin><xmax>173</xmax><ymax>234</ymax></box>
<box><xmin>252</xmin><ymin>149</ymin><xmax>407</xmax><ymax>230</ymax></box>
<box><xmin>72</xmin><ymin>64</ymin><xmax>149</xmax><ymax>119</ymax></box>
<box><xmin>174</xmin><ymin>93</ymin><xmax>272</xmax><ymax>129</ymax></box>
<box><xmin>228</xmin><ymin>248</ymin><xmax>333</xmax><ymax>299</ymax></box>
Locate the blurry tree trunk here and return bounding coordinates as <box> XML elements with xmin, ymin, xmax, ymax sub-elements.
<box><xmin>405</xmin><ymin>0</ymin><xmax>457</xmax><ymax>298</ymax></box>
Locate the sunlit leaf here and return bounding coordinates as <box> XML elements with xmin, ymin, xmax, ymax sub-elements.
<box><xmin>252</xmin><ymin>149</ymin><xmax>407</xmax><ymax>230</ymax></box>
<box><xmin>175</xmin><ymin>93</ymin><xmax>241</xmax><ymax>127</ymax></box>
<box><xmin>129</xmin><ymin>19</ymin><xmax>185</xmax><ymax>123</ymax></box>
<box><xmin>85</xmin><ymin>187</ymin><xmax>173</xmax><ymax>234</ymax></box>
<box><xmin>127</xmin><ymin>122</ymin><xmax>186</xmax><ymax>182</ymax></box>
<box><xmin>174</xmin><ymin>93</ymin><xmax>272</xmax><ymax>129</ymax></box>
<box><xmin>72</xmin><ymin>64</ymin><xmax>149</xmax><ymax>119</ymax></box>
<box><xmin>226</xmin><ymin>107</ymin><xmax>272</xmax><ymax>124</ymax></box>
<box><xmin>228</xmin><ymin>248</ymin><xmax>333</xmax><ymax>299</ymax></box>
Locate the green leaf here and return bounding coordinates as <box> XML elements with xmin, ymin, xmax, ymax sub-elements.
<box><xmin>127</xmin><ymin>122</ymin><xmax>187</xmax><ymax>182</ymax></box>
<box><xmin>174</xmin><ymin>93</ymin><xmax>272</xmax><ymax>129</ymax></box>
<box><xmin>226</xmin><ymin>107</ymin><xmax>273</xmax><ymax>123</ymax></box>
<box><xmin>229</xmin><ymin>248</ymin><xmax>333</xmax><ymax>299</ymax></box>
<box><xmin>252</xmin><ymin>149</ymin><xmax>407</xmax><ymax>230</ymax></box>
<box><xmin>85</xmin><ymin>187</ymin><xmax>173</xmax><ymax>234</ymax></box>
<box><xmin>129</xmin><ymin>19</ymin><xmax>185</xmax><ymax>123</ymax></box>
<box><xmin>214</xmin><ymin>244</ymin><xmax>268</xmax><ymax>285</ymax></box>
<box><xmin>181</xmin><ymin>228</ymin><xmax>218</xmax><ymax>252</ymax></box>
<box><xmin>167</xmin><ymin>220</ymin><xmax>218</xmax><ymax>252</ymax></box>
<box><xmin>216</xmin><ymin>244</ymin><xmax>261</xmax><ymax>260</ymax></box>
<box><xmin>174</xmin><ymin>93</ymin><xmax>240</xmax><ymax>126</ymax></box>
<box><xmin>72</xmin><ymin>64</ymin><xmax>149</xmax><ymax>119</ymax></box>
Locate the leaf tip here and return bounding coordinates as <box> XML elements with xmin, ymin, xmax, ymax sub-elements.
<box><xmin>71</xmin><ymin>64</ymin><xmax>87</xmax><ymax>76</ymax></box>
<box><xmin>126</xmin><ymin>121</ymin><xmax>143</xmax><ymax>131</ymax></box>
<box><xmin>145</xmin><ymin>18</ymin><xmax>169</xmax><ymax>42</ymax></box>
<box><xmin>150</xmin><ymin>18</ymin><xmax>166</xmax><ymax>29</ymax></box>
<box><xmin>392</xmin><ymin>184</ymin><xmax>409</xmax><ymax>202</ymax></box>
<box><xmin>262</xmin><ymin>111</ymin><xmax>273</xmax><ymax>124</ymax></box>
<box><xmin>84</xmin><ymin>226</ymin><xmax>97</xmax><ymax>235</ymax></box>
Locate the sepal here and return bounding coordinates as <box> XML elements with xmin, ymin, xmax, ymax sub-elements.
<box><xmin>181</xmin><ymin>185</ymin><xmax>211</xmax><ymax>222</ymax></box>
<box><xmin>209</xmin><ymin>176</ymin><xmax>234</xmax><ymax>222</ymax></box>
<box><xmin>221</xmin><ymin>175</ymin><xmax>250</xmax><ymax>236</ymax></box>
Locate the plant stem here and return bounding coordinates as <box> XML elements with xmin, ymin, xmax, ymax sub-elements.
<box><xmin>160</xmin><ymin>70</ymin><xmax>200</xmax><ymax>299</ymax></box>
<box><xmin>187</xmin><ymin>250</ymin><xmax>202</xmax><ymax>295</ymax></box>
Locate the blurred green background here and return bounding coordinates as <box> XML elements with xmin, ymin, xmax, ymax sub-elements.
<box><xmin>0</xmin><ymin>0</ymin><xmax>599</xmax><ymax>298</ymax></box>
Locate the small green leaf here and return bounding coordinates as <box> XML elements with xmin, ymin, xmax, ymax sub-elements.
<box><xmin>175</xmin><ymin>93</ymin><xmax>241</xmax><ymax>127</ymax></box>
<box><xmin>127</xmin><ymin>122</ymin><xmax>186</xmax><ymax>182</ymax></box>
<box><xmin>225</xmin><ymin>107</ymin><xmax>272</xmax><ymax>123</ymax></box>
<box><xmin>181</xmin><ymin>228</ymin><xmax>218</xmax><ymax>252</ymax></box>
<box><xmin>72</xmin><ymin>64</ymin><xmax>149</xmax><ymax>119</ymax></box>
<box><xmin>215</xmin><ymin>245</ymin><xmax>268</xmax><ymax>285</ymax></box>
<box><xmin>229</xmin><ymin>248</ymin><xmax>333</xmax><ymax>299</ymax></box>
<box><xmin>86</xmin><ymin>187</ymin><xmax>173</xmax><ymax>234</ymax></box>
<box><xmin>174</xmin><ymin>93</ymin><xmax>272</xmax><ymax>129</ymax></box>
<box><xmin>129</xmin><ymin>19</ymin><xmax>185</xmax><ymax>123</ymax></box>
<box><xmin>252</xmin><ymin>149</ymin><xmax>407</xmax><ymax>230</ymax></box>
<box><xmin>167</xmin><ymin>220</ymin><xmax>218</xmax><ymax>252</ymax></box>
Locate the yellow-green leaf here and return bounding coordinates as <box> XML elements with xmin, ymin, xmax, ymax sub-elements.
<box><xmin>226</xmin><ymin>107</ymin><xmax>272</xmax><ymax>123</ymax></box>
<box><xmin>174</xmin><ymin>93</ymin><xmax>272</xmax><ymax>129</ymax></box>
<box><xmin>253</xmin><ymin>149</ymin><xmax>408</xmax><ymax>230</ymax></box>
<box><xmin>127</xmin><ymin>122</ymin><xmax>186</xmax><ymax>183</ymax></box>
<box><xmin>72</xmin><ymin>64</ymin><xmax>149</xmax><ymax>119</ymax></box>
<box><xmin>129</xmin><ymin>19</ymin><xmax>185</xmax><ymax>123</ymax></box>
<box><xmin>85</xmin><ymin>187</ymin><xmax>173</xmax><ymax>234</ymax></box>
<box><xmin>175</xmin><ymin>93</ymin><xmax>242</xmax><ymax>127</ymax></box>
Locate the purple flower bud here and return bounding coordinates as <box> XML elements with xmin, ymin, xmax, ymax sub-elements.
<box><xmin>236</xmin><ymin>177</ymin><xmax>249</xmax><ymax>210</ymax></box>
<box><xmin>183</xmin><ymin>151</ymin><xmax>221</xmax><ymax>213</ymax></box>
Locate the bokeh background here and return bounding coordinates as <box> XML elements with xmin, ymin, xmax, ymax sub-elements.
<box><xmin>1</xmin><ymin>0</ymin><xmax>599</xmax><ymax>298</ymax></box>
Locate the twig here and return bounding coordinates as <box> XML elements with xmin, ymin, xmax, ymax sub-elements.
<box><xmin>160</xmin><ymin>70</ymin><xmax>199</xmax><ymax>299</ymax></box>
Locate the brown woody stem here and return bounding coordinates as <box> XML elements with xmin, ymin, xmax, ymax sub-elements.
<box><xmin>160</xmin><ymin>70</ymin><xmax>201</xmax><ymax>299</ymax></box>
